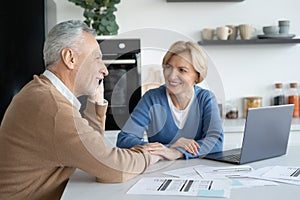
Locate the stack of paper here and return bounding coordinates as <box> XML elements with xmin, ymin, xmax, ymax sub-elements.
<box><xmin>246</xmin><ymin>166</ymin><xmax>300</xmax><ymax>185</ymax></box>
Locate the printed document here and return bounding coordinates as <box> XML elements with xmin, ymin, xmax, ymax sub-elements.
<box><xmin>127</xmin><ymin>177</ymin><xmax>231</xmax><ymax>198</ymax></box>
<box><xmin>262</xmin><ymin>166</ymin><xmax>300</xmax><ymax>180</ymax></box>
<box><xmin>247</xmin><ymin>166</ymin><xmax>300</xmax><ymax>185</ymax></box>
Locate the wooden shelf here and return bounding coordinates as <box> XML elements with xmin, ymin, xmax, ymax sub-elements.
<box><xmin>167</xmin><ymin>0</ymin><xmax>244</xmax><ymax>2</ymax></box>
<box><xmin>198</xmin><ymin>38</ymin><xmax>300</xmax><ymax>45</ymax></box>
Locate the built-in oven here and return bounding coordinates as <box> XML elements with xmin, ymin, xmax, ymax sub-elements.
<box><xmin>97</xmin><ymin>39</ymin><xmax>141</xmax><ymax>130</ymax></box>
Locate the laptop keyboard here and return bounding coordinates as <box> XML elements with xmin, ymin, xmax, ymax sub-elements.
<box><xmin>204</xmin><ymin>148</ymin><xmax>242</xmax><ymax>163</ymax></box>
<box><xmin>223</xmin><ymin>154</ymin><xmax>241</xmax><ymax>162</ymax></box>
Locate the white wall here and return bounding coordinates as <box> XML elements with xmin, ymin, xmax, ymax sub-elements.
<box><xmin>52</xmin><ymin>0</ymin><xmax>300</xmax><ymax>117</ymax></box>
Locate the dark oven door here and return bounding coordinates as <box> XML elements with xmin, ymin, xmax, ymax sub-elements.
<box><xmin>99</xmin><ymin>39</ymin><xmax>141</xmax><ymax>130</ymax></box>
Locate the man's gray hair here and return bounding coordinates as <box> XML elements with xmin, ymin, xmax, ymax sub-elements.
<box><xmin>43</xmin><ymin>20</ymin><xmax>97</xmax><ymax>67</ymax></box>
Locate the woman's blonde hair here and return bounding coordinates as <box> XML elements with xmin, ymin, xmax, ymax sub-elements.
<box><xmin>162</xmin><ymin>41</ymin><xmax>208</xmax><ymax>83</ymax></box>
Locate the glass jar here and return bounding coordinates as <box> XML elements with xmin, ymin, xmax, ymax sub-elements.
<box><xmin>225</xmin><ymin>101</ymin><xmax>238</xmax><ymax>119</ymax></box>
<box><xmin>288</xmin><ymin>82</ymin><xmax>299</xmax><ymax>117</ymax></box>
<box><xmin>243</xmin><ymin>96</ymin><xmax>262</xmax><ymax>118</ymax></box>
<box><xmin>273</xmin><ymin>83</ymin><xmax>285</xmax><ymax>105</ymax></box>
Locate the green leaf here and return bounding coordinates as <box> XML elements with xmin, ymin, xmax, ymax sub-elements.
<box><xmin>106</xmin><ymin>7</ymin><xmax>117</xmax><ymax>12</ymax></box>
<box><xmin>101</xmin><ymin>18</ymin><xmax>110</xmax><ymax>26</ymax></box>
<box><xmin>107</xmin><ymin>14</ymin><xmax>116</xmax><ymax>21</ymax></box>
<box><xmin>83</xmin><ymin>10</ymin><xmax>95</xmax><ymax>19</ymax></box>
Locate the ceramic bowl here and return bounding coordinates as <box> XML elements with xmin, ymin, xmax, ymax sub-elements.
<box><xmin>263</xmin><ymin>26</ymin><xmax>279</xmax><ymax>35</ymax></box>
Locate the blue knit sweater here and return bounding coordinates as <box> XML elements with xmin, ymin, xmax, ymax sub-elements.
<box><xmin>117</xmin><ymin>85</ymin><xmax>224</xmax><ymax>159</ymax></box>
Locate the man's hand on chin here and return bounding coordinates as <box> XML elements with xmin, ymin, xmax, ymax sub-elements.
<box><xmin>90</xmin><ymin>80</ymin><xmax>105</xmax><ymax>104</ymax></box>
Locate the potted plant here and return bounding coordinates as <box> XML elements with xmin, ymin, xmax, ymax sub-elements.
<box><xmin>68</xmin><ymin>0</ymin><xmax>121</xmax><ymax>36</ymax></box>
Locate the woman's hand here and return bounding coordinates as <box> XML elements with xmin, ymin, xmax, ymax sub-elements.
<box><xmin>143</xmin><ymin>142</ymin><xmax>165</xmax><ymax>151</ymax></box>
<box><xmin>170</xmin><ymin>137</ymin><xmax>200</xmax><ymax>155</ymax></box>
<box><xmin>143</xmin><ymin>142</ymin><xmax>183</xmax><ymax>160</ymax></box>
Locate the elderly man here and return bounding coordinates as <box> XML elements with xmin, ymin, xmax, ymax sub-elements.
<box><xmin>0</xmin><ymin>20</ymin><xmax>161</xmax><ymax>200</ymax></box>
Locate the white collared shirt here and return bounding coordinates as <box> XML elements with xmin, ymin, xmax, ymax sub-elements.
<box><xmin>43</xmin><ymin>70</ymin><xmax>81</xmax><ymax>110</ymax></box>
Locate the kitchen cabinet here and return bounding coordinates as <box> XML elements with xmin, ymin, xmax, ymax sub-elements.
<box><xmin>223</xmin><ymin>130</ymin><xmax>300</xmax><ymax>150</ymax></box>
<box><xmin>198</xmin><ymin>38</ymin><xmax>300</xmax><ymax>45</ymax></box>
<box><xmin>223</xmin><ymin>118</ymin><xmax>300</xmax><ymax>133</ymax></box>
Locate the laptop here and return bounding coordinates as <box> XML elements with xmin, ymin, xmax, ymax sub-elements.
<box><xmin>204</xmin><ymin>104</ymin><xmax>294</xmax><ymax>164</ymax></box>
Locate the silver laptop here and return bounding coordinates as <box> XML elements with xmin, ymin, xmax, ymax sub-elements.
<box><xmin>204</xmin><ymin>104</ymin><xmax>294</xmax><ymax>164</ymax></box>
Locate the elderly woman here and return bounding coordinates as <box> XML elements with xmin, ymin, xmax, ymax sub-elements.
<box><xmin>117</xmin><ymin>41</ymin><xmax>223</xmax><ymax>160</ymax></box>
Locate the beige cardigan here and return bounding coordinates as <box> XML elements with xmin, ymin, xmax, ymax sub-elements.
<box><xmin>0</xmin><ymin>75</ymin><xmax>151</xmax><ymax>200</ymax></box>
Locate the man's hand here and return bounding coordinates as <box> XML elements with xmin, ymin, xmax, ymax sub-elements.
<box><xmin>144</xmin><ymin>142</ymin><xmax>183</xmax><ymax>160</ymax></box>
<box><xmin>90</xmin><ymin>80</ymin><xmax>104</xmax><ymax>103</ymax></box>
<box><xmin>150</xmin><ymin>154</ymin><xmax>163</xmax><ymax>165</ymax></box>
<box><xmin>170</xmin><ymin>137</ymin><xmax>200</xmax><ymax>155</ymax></box>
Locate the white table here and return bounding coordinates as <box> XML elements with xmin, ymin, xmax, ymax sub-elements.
<box><xmin>61</xmin><ymin>145</ymin><xmax>300</xmax><ymax>200</ymax></box>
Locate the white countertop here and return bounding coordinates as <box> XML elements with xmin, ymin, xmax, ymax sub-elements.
<box><xmin>223</xmin><ymin>118</ymin><xmax>300</xmax><ymax>133</ymax></box>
